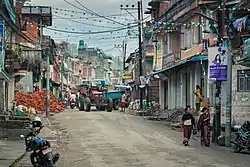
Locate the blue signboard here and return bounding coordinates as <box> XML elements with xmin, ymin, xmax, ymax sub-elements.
<box><xmin>208</xmin><ymin>47</ymin><xmax>228</xmax><ymax>81</ymax></box>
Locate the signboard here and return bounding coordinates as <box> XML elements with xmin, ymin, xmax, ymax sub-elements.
<box><xmin>208</xmin><ymin>47</ymin><xmax>228</xmax><ymax>81</ymax></box>
<box><xmin>162</xmin><ymin>53</ymin><xmax>175</xmax><ymax>68</ymax></box>
<box><xmin>122</xmin><ymin>73</ymin><xmax>132</xmax><ymax>79</ymax></box>
<box><xmin>154</xmin><ymin>43</ymin><xmax>162</xmax><ymax>70</ymax></box>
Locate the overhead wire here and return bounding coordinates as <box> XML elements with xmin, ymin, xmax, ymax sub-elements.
<box><xmin>66</xmin><ymin>0</ymin><xmax>127</xmax><ymax>26</ymax></box>
<box><xmin>53</xmin><ymin>7</ymin><xmax>137</xmax><ymax>18</ymax></box>
<box><xmin>44</xmin><ymin>24</ymin><xmax>138</xmax><ymax>34</ymax></box>
<box><xmin>53</xmin><ymin>14</ymin><xmax>122</xmax><ymax>29</ymax></box>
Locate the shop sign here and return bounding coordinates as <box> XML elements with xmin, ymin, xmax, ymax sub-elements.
<box><xmin>122</xmin><ymin>73</ymin><xmax>132</xmax><ymax>79</ymax></box>
<box><xmin>162</xmin><ymin>53</ymin><xmax>175</xmax><ymax>68</ymax></box>
<box><xmin>208</xmin><ymin>47</ymin><xmax>228</xmax><ymax>81</ymax></box>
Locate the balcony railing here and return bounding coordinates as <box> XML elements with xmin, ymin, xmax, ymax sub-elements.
<box><xmin>163</xmin><ymin>0</ymin><xmax>196</xmax><ymax>21</ymax></box>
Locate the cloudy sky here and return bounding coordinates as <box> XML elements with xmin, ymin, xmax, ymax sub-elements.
<box><xmin>29</xmin><ymin>0</ymin><xmax>151</xmax><ymax>57</ymax></box>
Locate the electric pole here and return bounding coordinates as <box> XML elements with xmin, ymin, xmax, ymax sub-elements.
<box><xmin>123</xmin><ymin>41</ymin><xmax>127</xmax><ymax>71</ymax></box>
<box><xmin>138</xmin><ymin>1</ymin><xmax>143</xmax><ymax>110</ymax></box>
<box><xmin>120</xmin><ymin>1</ymin><xmax>143</xmax><ymax>109</ymax></box>
<box><xmin>45</xmin><ymin>36</ymin><xmax>51</xmax><ymax>118</ymax></box>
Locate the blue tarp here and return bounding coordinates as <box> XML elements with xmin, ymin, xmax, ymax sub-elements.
<box><xmin>188</xmin><ymin>55</ymin><xmax>208</xmax><ymax>62</ymax></box>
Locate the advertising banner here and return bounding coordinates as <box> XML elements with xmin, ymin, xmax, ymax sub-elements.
<box><xmin>208</xmin><ymin>47</ymin><xmax>228</xmax><ymax>81</ymax></box>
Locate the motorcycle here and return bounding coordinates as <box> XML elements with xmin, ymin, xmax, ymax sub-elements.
<box><xmin>20</xmin><ymin>117</ymin><xmax>60</xmax><ymax>167</ymax></box>
<box><xmin>231</xmin><ymin>121</ymin><xmax>250</xmax><ymax>153</ymax></box>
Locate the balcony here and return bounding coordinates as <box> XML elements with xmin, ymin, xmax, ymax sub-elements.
<box><xmin>160</xmin><ymin>0</ymin><xmax>197</xmax><ymax>22</ymax></box>
<box><xmin>181</xmin><ymin>44</ymin><xmax>204</xmax><ymax>59</ymax></box>
<box><xmin>21</xmin><ymin>6</ymin><xmax>52</xmax><ymax>26</ymax></box>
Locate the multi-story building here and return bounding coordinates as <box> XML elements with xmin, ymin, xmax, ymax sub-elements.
<box><xmin>147</xmin><ymin>0</ymin><xmax>250</xmax><ymax>123</ymax></box>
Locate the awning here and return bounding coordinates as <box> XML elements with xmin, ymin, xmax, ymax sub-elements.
<box><xmin>188</xmin><ymin>55</ymin><xmax>208</xmax><ymax>62</ymax></box>
<box><xmin>153</xmin><ymin>59</ymin><xmax>188</xmax><ymax>75</ymax></box>
<box><xmin>153</xmin><ymin>55</ymin><xmax>208</xmax><ymax>75</ymax></box>
<box><xmin>0</xmin><ymin>68</ymin><xmax>11</xmax><ymax>82</ymax></box>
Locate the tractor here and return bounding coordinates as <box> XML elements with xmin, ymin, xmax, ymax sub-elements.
<box><xmin>77</xmin><ymin>84</ymin><xmax>113</xmax><ymax>112</ymax></box>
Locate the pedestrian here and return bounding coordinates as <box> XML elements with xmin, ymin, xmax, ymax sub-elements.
<box><xmin>193</xmin><ymin>85</ymin><xmax>202</xmax><ymax>114</ymax></box>
<box><xmin>181</xmin><ymin>105</ymin><xmax>195</xmax><ymax>146</ymax></box>
<box><xmin>120</xmin><ymin>93</ymin><xmax>126</xmax><ymax>112</ymax></box>
<box><xmin>197</xmin><ymin>107</ymin><xmax>211</xmax><ymax>147</ymax></box>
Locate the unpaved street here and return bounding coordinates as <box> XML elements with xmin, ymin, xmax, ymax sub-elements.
<box><xmin>54</xmin><ymin>110</ymin><xmax>250</xmax><ymax>167</ymax></box>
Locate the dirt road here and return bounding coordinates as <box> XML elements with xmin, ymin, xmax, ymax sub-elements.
<box><xmin>54</xmin><ymin>110</ymin><xmax>249</xmax><ymax>167</ymax></box>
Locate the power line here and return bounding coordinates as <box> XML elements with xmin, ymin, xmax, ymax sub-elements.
<box><xmin>63</xmin><ymin>0</ymin><xmax>127</xmax><ymax>26</ymax></box>
<box><xmin>53</xmin><ymin>14</ymin><xmax>122</xmax><ymax>29</ymax></box>
<box><xmin>45</xmin><ymin>24</ymin><xmax>137</xmax><ymax>34</ymax></box>
<box><xmin>52</xmin><ymin>7</ymin><xmax>138</xmax><ymax>18</ymax></box>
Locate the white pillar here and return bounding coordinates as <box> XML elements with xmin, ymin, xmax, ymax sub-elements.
<box><xmin>167</xmin><ymin>78</ymin><xmax>171</xmax><ymax>109</ymax></box>
<box><xmin>0</xmin><ymin>81</ymin><xmax>5</xmax><ymax>112</ymax></box>
<box><xmin>189</xmin><ymin>67</ymin><xmax>194</xmax><ymax>108</ymax></box>
<box><xmin>159</xmin><ymin>80</ymin><xmax>164</xmax><ymax>109</ymax></box>
<box><xmin>8</xmin><ymin>76</ymin><xmax>15</xmax><ymax>110</ymax></box>
<box><xmin>180</xmin><ymin>71</ymin><xmax>184</xmax><ymax>107</ymax></box>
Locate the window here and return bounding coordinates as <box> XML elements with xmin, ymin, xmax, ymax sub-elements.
<box><xmin>237</xmin><ymin>70</ymin><xmax>250</xmax><ymax>92</ymax></box>
<box><xmin>184</xmin><ymin>28</ymin><xmax>191</xmax><ymax>49</ymax></box>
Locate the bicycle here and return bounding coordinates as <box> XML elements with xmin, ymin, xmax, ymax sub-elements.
<box><xmin>143</xmin><ymin>103</ymin><xmax>164</xmax><ymax>121</ymax></box>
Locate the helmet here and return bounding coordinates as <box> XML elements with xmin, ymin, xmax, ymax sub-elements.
<box><xmin>32</xmin><ymin>117</ymin><xmax>42</xmax><ymax>128</ymax></box>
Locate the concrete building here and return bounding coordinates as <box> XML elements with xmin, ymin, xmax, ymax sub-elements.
<box><xmin>146</xmin><ymin>0</ymin><xmax>250</xmax><ymax>123</ymax></box>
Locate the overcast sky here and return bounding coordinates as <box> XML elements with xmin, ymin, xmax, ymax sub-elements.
<box><xmin>29</xmin><ymin>0</ymin><xmax>151</xmax><ymax>58</ymax></box>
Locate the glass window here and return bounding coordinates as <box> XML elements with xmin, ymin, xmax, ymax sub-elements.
<box><xmin>237</xmin><ymin>70</ymin><xmax>250</xmax><ymax>92</ymax></box>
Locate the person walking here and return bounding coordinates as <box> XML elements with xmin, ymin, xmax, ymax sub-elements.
<box><xmin>197</xmin><ymin>107</ymin><xmax>211</xmax><ymax>147</ymax></box>
<box><xmin>120</xmin><ymin>93</ymin><xmax>126</xmax><ymax>112</ymax></box>
<box><xmin>181</xmin><ymin>106</ymin><xmax>196</xmax><ymax>146</ymax></box>
<box><xmin>193</xmin><ymin>85</ymin><xmax>202</xmax><ymax>114</ymax></box>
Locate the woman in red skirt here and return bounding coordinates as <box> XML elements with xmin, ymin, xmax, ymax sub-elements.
<box><xmin>181</xmin><ymin>106</ymin><xmax>196</xmax><ymax>146</ymax></box>
<box><xmin>120</xmin><ymin>94</ymin><xmax>126</xmax><ymax>112</ymax></box>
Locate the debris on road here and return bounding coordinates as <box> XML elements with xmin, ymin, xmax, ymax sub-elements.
<box><xmin>15</xmin><ymin>89</ymin><xmax>65</xmax><ymax>114</ymax></box>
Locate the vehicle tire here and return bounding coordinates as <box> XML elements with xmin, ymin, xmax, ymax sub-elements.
<box><xmin>233</xmin><ymin>136</ymin><xmax>243</xmax><ymax>153</ymax></box>
<box><xmin>99</xmin><ymin>106</ymin><xmax>106</xmax><ymax>111</ymax></box>
<box><xmin>84</xmin><ymin>97</ymin><xmax>91</xmax><ymax>112</ymax></box>
<box><xmin>107</xmin><ymin>98</ymin><xmax>113</xmax><ymax>112</ymax></box>
<box><xmin>30</xmin><ymin>153</ymin><xmax>40</xmax><ymax>167</ymax></box>
<box><xmin>113</xmin><ymin>99</ymin><xmax>119</xmax><ymax>110</ymax></box>
<box><xmin>46</xmin><ymin>160</ymin><xmax>55</xmax><ymax>167</ymax></box>
<box><xmin>78</xmin><ymin>95</ymin><xmax>84</xmax><ymax>111</ymax></box>
<box><xmin>70</xmin><ymin>105</ymin><xmax>75</xmax><ymax>109</ymax></box>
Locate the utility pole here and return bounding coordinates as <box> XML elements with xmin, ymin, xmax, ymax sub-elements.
<box><xmin>120</xmin><ymin>1</ymin><xmax>143</xmax><ymax>109</ymax></box>
<box><xmin>123</xmin><ymin>41</ymin><xmax>127</xmax><ymax>71</ymax></box>
<box><xmin>138</xmin><ymin>0</ymin><xmax>143</xmax><ymax>110</ymax></box>
<box><xmin>213</xmin><ymin>0</ymin><xmax>225</xmax><ymax>143</ymax></box>
<box><xmin>46</xmin><ymin>38</ymin><xmax>51</xmax><ymax>118</ymax></box>
<box><xmin>225</xmin><ymin>6</ymin><xmax>234</xmax><ymax>147</ymax></box>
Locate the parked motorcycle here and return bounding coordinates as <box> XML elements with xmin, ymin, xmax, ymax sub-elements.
<box><xmin>231</xmin><ymin>121</ymin><xmax>250</xmax><ymax>153</ymax></box>
<box><xmin>20</xmin><ymin>117</ymin><xmax>60</xmax><ymax>167</ymax></box>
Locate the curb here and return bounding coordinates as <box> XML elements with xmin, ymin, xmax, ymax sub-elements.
<box><xmin>9</xmin><ymin>152</ymin><xmax>27</xmax><ymax>167</ymax></box>
<box><xmin>8</xmin><ymin>116</ymin><xmax>51</xmax><ymax>166</ymax></box>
